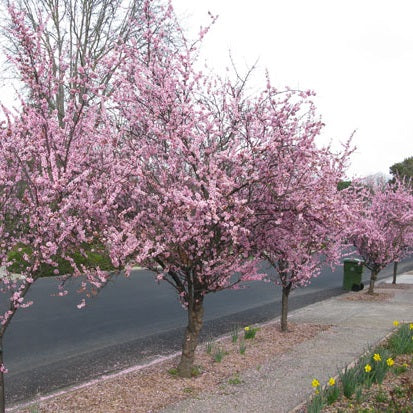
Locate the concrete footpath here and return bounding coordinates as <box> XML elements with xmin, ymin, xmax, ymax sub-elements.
<box><xmin>160</xmin><ymin>274</ymin><xmax>413</xmax><ymax>413</ymax></box>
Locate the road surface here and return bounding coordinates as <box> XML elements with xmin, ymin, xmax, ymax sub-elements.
<box><xmin>4</xmin><ymin>257</ymin><xmax>413</xmax><ymax>404</ymax></box>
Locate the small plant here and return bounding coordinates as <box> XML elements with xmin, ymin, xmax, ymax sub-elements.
<box><xmin>389</xmin><ymin>376</ymin><xmax>413</xmax><ymax>413</ymax></box>
<box><xmin>375</xmin><ymin>388</ymin><xmax>388</xmax><ymax>403</ymax></box>
<box><xmin>183</xmin><ymin>387</ymin><xmax>194</xmax><ymax>393</ymax></box>
<box><xmin>306</xmin><ymin>392</ymin><xmax>324</xmax><ymax>413</ymax></box>
<box><xmin>228</xmin><ymin>375</ymin><xmax>242</xmax><ymax>385</ymax></box>
<box><xmin>239</xmin><ymin>339</ymin><xmax>247</xmax><ymax>355</ymax></box>
<box><xmin>213</xmin><ymin>347</ymin><xmax>227</xmax><ymax>363</ymax></box>
<box><xmin>243</xmin><ymin>325</ymin><xmax>258</xmax><ymax>339</ymax></box>
<box><xmin>231</xmin><ymin>325</ymin><xmax>240</xmax><ymax>343</ymax></box>
<box><xmin>394</xmin><ymin>362</ymin><xmax>409</xmax><ymax>375</ymax></box>
<box><xmin>369</xmin><ymin>348</ymin><xmax>392</xmax><ymax>384</ymax></box>
<box><xmin>325</xmin><ymin>377</ymin><xmax>340</xmax><ymax>405</ymax></box>
<box><xmin>339</xmin><ymin>365</ymin><xmax>360</xmax><ymax>399</ymax></box>
<box><xmin>206</xmin><ymin>340</ymin><xmax>214</xmax><ymax>355</ymax></box>
<box><xmin>354</xmin><ymin>385</ymin><xmax>364</xmax><ymax>404</ymax></box>
<box><xmin>191</xmin><ymin>365</ymin><xmax>202</xmax><ymax>377</ymax></box>
<box><xmin>392</xmin><ymin>385</ymin><xmax>405</xmax><ymax>397</ymax></box>
<box><xmin>168</xmin><ymin>367</ymin><xmax>178</xmax><ymax>376</ymax></box>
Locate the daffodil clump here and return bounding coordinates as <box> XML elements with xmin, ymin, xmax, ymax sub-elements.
<box><xmin>364</xmin><ymin>350</ymin><xmax>393</xmax><ymax>384</ymax></box>
<box><xmin>243</xmin><ymin>325</ymin><xmax>258</xmax><ymax>340</ymax></box>
<box><xmin>388</xmin><ymin>320</ymin><xmax>413</xmax><ymax>355</ymax></box>
<box><xmin>308</xmin><ymin>376</ymin><xmax>340</xmax><ymax>408</ymax></box>
<box><xmin>306</xmin><ymin>320</ymin><xmax>413</xmax><ymax>412</ymax></box>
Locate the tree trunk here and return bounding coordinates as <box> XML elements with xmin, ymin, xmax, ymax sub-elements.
<box><xmin>392</xmin><ymin>261</ymin><xmax>398</xmax><ymax>284</ymax></box>
<box><xmin>368</xmin><ymin>269</ymin><xmax>378</xmax><ymax>294</ymax></box>
<box><xmin>281</xmin><ymin>283</ymin><xmax>292</xmax><ymax>332</ymax></box>
<box><xmin>177</xmin><ymin>296</ymin><xmax>204</xmax><ymax>378</ymax></box>
<box><xmin>0</xmin><ymin>336</ymin><xmax>4</xmax><ymax>413</ymax></box>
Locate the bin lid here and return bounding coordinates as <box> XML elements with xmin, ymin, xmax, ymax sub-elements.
<box><xmin>343</xmin><ymin>258</ymin><xmax>364</xmax><ymax>264</ymax></box>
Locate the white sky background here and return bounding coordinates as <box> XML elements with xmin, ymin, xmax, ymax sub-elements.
<box><xmin>172</xmin><ymin>0</ymin><xmax>413</xmax><ymax>179</ymax></box>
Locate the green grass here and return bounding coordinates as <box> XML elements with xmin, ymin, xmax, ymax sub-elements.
<box><xmin>7</xmin><ymin>242</ymin><xmax>116</xmax><ymax>277</ymax></box>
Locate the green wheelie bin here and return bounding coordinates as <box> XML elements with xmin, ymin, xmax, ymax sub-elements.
<box><xmin>342</xmin><ymin>258</ymin><xmax>364</xmax><ymax>291</ymax></box>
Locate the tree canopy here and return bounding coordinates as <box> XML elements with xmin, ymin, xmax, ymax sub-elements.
<box><xmin>390</xmin><ymin>156</ymin><xmax>413</xmax><ymax>181</ymax></box>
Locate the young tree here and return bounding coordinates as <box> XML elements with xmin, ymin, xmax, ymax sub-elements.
<box><xmin>105</xmin><ymin>28</ymin><xmax>264</xmax><ymax>377</ymax></box>
<box><xmin>248</xmin><ymin>100</ymin><xmax>352</xmax><ymax>331</ymax></box>
<box><xmin>389</xmin><ymin>158</ymin><xmax>413</xmax><ymax>281</ymax></box>
<box><xmin>349</xmin><ymin>179</ymin><xmax>413</xmax><ymax>294</ymax></box>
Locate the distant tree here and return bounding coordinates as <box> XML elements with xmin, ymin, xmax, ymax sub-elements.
<box><xmin>388</xmin><ymin>157</ymin><xmax>413</xmax><ymax>281</ymax></box>
<box><xmin>360</xmin><ymin>173</ymin><xmax>388</xmax><ymax>190</ymax></box>
<box><xmin>338</xmin><ymin>180</ymin><xmax>352</xmax><ymax>191</ymax></box>
<box><xmin>390</xmin><ymin>156</ymin><xmax>413</xmax><ymax>181</ymax></box>
<box><xmin>348</xmin><ymin>179</ymin><xmax>413</xmax><ymax>294</ymax></box>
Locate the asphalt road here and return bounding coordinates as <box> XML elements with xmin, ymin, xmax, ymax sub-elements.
<box><xmin>4</xmin><ymin>257</ymin><xmax>413</xmax><ymax>405</ymax></box>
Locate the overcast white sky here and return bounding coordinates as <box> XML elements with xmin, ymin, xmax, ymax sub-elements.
<box><xmin>172</xmin><ymin>0</ymin><xmax>413</xmax><ymax>179</ymax></box>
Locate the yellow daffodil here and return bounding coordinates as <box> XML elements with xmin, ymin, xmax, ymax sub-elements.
<box><xmin>328</xmin><ymin>377</ymin><xmax>335</xmax><ymax>386</ymax></box>
<box><xmin>364</xmin><ymin>364</ymin><xmax>372</xmax><ymax>373</ymax></box>
<box><xmin>311</xmin><ymin>378</ymin><xmax>320</xmax><ymax>388</ymax></box>
<box><xmin>403</xmin><ymin>363</ymin><xmax>408</xmax><ymax>368</ymax></box>
<box><xmin>386</xmin><ymin>358</ymin><xmax>394</xmax><ymax>367</ymax></box>
<box><xmin>373</xmin><ymin>353</ymin><xmax>382</xmax><ymax>362</ymax></box>
<box><xmin>244</xmin><ymin>326</ymin><xmax>250</xmax><ymax>331</ymax></box>
<box><xmin>393</xmin><ymin>320</ymin><xmax>399</xmax><ymax>327</ymax></box>
<box><xmin>410</xmin><ymin>323</ymin><xmax>413</xmax><ymax>330</ymax></box>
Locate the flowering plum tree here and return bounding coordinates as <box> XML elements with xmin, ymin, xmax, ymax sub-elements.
<box><xmin>0</xmin><ymin>0</ymin><xmax>182</xmax><ymax>408</ymax></box>
<box><xmin>0</xmin><ymin>4</ymin><xmax>121</xmax><ymax>410</ymax></box>
<box><xmin>101</xmin><ymin>3</ymin><xmax>356</xmax><ymax>374</ymax></box>
<box><xmin>105</xmin><ymin>26</ymin><xmax>263</xmax><ymax>377</ymax></box>
<box><xmin>349</xmin><ymin>178</ymin><xmax>413</xmax><ymax>294</ymax></box>
<box><xmin>248</xmin><ymin>100</ymin><xmax>353</xmax><ymax>331</ymax></box>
